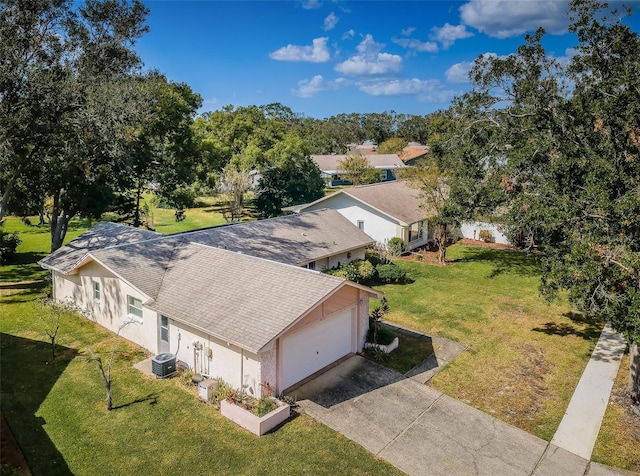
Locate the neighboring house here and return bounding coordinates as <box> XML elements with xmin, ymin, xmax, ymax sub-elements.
<box><xmin>346</xmin><ymin>140</ymin><xmax>377</xmax><ymax>154</ymax></box>
<box><xmin>287</xmin><ymin>181</ymin><xmax>431</xmax><ymax>252</ymax></box>
<box><xmin>400</xmin><ymin>142</ymin><xmax>429</xmax><ymax>166</ymax></box>
<box><xmin>39</xmin><ymin>212</ymin><xmax>381</xmax><ymax>396</ymax></box>
<box><xmin>459</xmin><ymin>221</ymin><xmax>511</xmax><ymax>245</ymax></box>
<box><xmin>311</xmin><ymin>154</ymin><xmax>406</xmax><ymax>183</ymax></box>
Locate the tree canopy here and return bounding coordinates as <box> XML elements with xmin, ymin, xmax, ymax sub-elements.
<box><xmin>434</xmin><ymin>0</ymin><xmax>640</xmax><ymax>399</ymax></box>
<box><xmin>255</xmin><ymin>156</ymin><xmax>324</xmax><ymax>218</ymax></box>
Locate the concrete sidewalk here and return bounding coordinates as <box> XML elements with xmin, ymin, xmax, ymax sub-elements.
<box><xmin>551</xmin><ymin>324</ymin><xmax>628</xmax><ymax>460</ymax></box>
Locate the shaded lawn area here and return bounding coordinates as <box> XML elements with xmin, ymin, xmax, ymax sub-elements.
<box><xmin>0</xmin><ymin>219</ymin><xmax>401</xmax><ymax>476</ymax></box>
<box><xmin>139</xmin><ymin>194</ymin><xmax>258</xmax><ymax>234</ymax></box>
<box><xmin>379</xmin><ymin>244</ymin><xmax>603</xmax><ymax>442</ymax></box>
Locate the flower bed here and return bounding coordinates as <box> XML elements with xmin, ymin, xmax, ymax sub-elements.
<box><xmin>220</xmin><ymin>398</ymin><xmax>290</xmax><ymax>436</ymax></box>
<box><xmin>364</xmin><ymin>336</ymin><xmax>399</xmax><ymax>354</ymax></box>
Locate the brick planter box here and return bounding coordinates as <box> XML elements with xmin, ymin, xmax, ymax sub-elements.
<box><xmin>220</xmin><ymin>399</ymin><xmax>290</xmax><ymax>436</ymax></box>
<box><xmin>364</xmin><ymin>336</ymin><xmax>399</xmax><ymax>354</ymax></box>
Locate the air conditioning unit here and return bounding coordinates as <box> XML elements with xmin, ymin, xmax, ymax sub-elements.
<box><xmin>152</xmin><ymin>353</ymin><xmax>176</xmax><ymax>378</ymax></box>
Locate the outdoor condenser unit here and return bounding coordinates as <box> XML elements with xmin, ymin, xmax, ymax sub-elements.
<box><xmin>151</xmin><ymin>352</ymin><xmax>176</xmax><ymax>378</ymax></box>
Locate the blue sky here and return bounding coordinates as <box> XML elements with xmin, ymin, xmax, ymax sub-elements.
<box><xmin>136</xmin><ymin>1</ymin><xmax>639</xmax><ymax>119</ymax></box>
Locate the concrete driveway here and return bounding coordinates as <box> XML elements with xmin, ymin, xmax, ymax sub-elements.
<box><xmin>289</xmin><ymin>356</ymin><xmax>635</xmax><ymax>476</ymax></box>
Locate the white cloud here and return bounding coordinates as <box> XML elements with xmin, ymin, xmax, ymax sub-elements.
<box><xmin>342</xmin><ymin>29</ymin><xmax>355</xmax><ymax>40</ymax></box>
<box><xmin>430</xmin><ymin>23</ymin><xmax>474</xmax><ymax>49</ymax></box>
<box><xmin>301</xmin><ymin>0</ymin><xmax>321</xmax><ymax>9</ymax></box>
<box><xmin>269</xmin><ymin>37</ymin><xmax>330</xmax><ymax>62</ymax></box>
<box><xmin>460</xmin><ymin>0</ymin><xmax>570</xmax><ymax>39</ymax></box>
<box><xmin>324</xmin><ymin>12</ymin><xmax>338</xmax><ymax>31</ymax></box>
<box><xmin>335</xmin><ymin>34</ymin><xmax>403</xmax><ymax>75</ymax></box>
<box><xmin>445</xmin><ymin>61</ymin><xmax>474</xmax><ymax>83</ymax></box>
<box><xmin>292</xmin><ymin>75</ymin><xmax>348</xmax><ymax>98</ymax></box>
<box><xmin>446</xmin><ymin>52</ymin><xmax>499</xmax><ymax>83</ymax></box>
<box><xmin>357</xmin><ymin>78</ymin><xmax>457</xmax><ymax>102</ymax></box>
<box><xmin>401</xmin><ymin>27</ymin><xmax>416</xmax><ymax>36</ymax></box>
<box><xmin>392</xmin><ymin>37</ymin><xmax>439</xmax><ymax>53</ymax></box>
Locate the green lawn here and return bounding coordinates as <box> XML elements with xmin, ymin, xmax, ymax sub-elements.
<box><xmin>0</xmin><ymin>217</ymin><xmax>401</xmax><ymax>476</ymax></box>
<box><xmin>2</xmin><ymin>216</ymin><xmax>637</xmax><ymax>473</ymax></box>
<box><xmin>379</xmin><ymin>245</ymin><xmax>602</xmax><ymax>441</ymax></box>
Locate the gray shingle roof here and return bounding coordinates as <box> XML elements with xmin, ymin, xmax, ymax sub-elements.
<box><xmin>311</xmin><ymin>154</ymin><xmax>405</xmax><ymax>173</ymax></box>
<box><xmin>38</xmin><ymin>222</ymin><xmax>161</xmax><ymax>274</ymax></box>
<box><xmin>166</xmin><ymin>209</ymin><xmax>373</xmax><ymax>266</ymax></box>
<box><xmin>343</xmin><ymin>181</ymin><xmax>428</xmax><ymax>225</ymax></box>
<box><xmin>146</xmin><ymin>244</ymin><xmax>355</xmax><ymax>353</ymax></box>
<box><xmin>90</xmin><ymin>238</ymin><xmax>178</xmax><ymax>300</ymax></box>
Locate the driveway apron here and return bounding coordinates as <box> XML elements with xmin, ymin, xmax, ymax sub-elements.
<box><xmin>291</xmin><ymin>356</ymin><xmax>635</xmax><ymax>476</ymax></box>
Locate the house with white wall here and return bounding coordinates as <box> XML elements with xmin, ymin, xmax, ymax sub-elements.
<box><xmin>287</xmin><ymin>181</ymin><xmax>431</xmax><ymax>252</ymax></box>
<box><xmin>312</xmin><ymin>153</ymin><xmax>406</xmax><ymax>183</ymax></box>
<box><xmin>39</xmin><ymin>210</ymin><xmax>380</xmax><ymax>396</ymax></box>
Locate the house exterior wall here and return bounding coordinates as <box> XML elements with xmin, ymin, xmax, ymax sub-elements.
<box><xmin>325</xmin><ymin>247</ymin><xmax>366</xmax><ymax>269</ymax></box>
<box><xmin>162</xmin><ymin>319</ymin><xmax>263</xmax><ymax>397</ymax></box>
<box><xmin>398</xmin><ymin>221</ymin><xmax>429</xmax><ymax>251</ymax></box>
<box><xmin>52</xmin><ymin>264</ymin><xmax>156</xmax><ymax>352</ymax></box>
<box><xmin>302</xmin><ymin>194</ymin><xmax>398</xmax><ymax>249</ymax></box>
<box><xmin>459</xmin><ymin>221</ymin><xmax>510</xmax><ymax>245</ymax></box>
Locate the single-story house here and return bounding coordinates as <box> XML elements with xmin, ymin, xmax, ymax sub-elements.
<box><xmin>286</xmin><ymin>181</ymin><xmax>431</xmax><ymax>252</ymax></box>
<box><xmin>311</xmin><ymin>153</ymin><xmax>406</xmax><ymax>183</ymax></box>
<box><xmin>39</xmin><ymin>213</ymin><xmax>381</xmax><ymax>396</ymax></box>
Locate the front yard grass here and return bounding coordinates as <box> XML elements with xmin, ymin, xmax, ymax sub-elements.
<box><xmin>379</xmin><ymin>245</ymin><xmax>602</xmax><ymax>442</ymax></box>
<box><xmin>1</xmin><ymin>217</ymin><xmax>400</xmax><ymax>476</ymax></box>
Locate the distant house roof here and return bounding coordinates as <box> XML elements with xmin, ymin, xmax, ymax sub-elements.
<box><xmin>291</xmin><ymin>181</ymin><xmax>430</xmax><ymax>226</ymax></box>
<box><xmin>311</xmin><ymin>154</ymin><xmax>405</xmax><ymax>175</ymax></box>
<box><xmin>38</xmin><ymin>222</ymin><xmax>161</xmax><ymax>274</ymax></box>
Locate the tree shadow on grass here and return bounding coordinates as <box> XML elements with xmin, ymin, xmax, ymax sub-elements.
<box><xmin>1</xmin><ymin>333</ymin><xmax>77</xmax><ymax>475</ymax></box>
<box><xmin>111</xmin><ymin>392</ymin><xmax>160</xmax><ymax>410</ymax></box>
<box><xmin>532</xmin><ymin>312</ymin><xmax>603</xmax><ymax>341</ymax></box>
<box><xmin>451</xmin><ymin>246</ymin><xmax>540</xmax><ymax>278</ymax></box>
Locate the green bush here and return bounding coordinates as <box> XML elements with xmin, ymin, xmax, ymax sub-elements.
<box><xmin>325</xmin><ymin>259</ymin><xmax>375</xmax><ymax>284</ymax></box>
<box><xmin>252</xmin><ymin>397</ymin><xmax>278</xmax><ymax>417</ymax></box>
<box><xmin>479</xmin><ymin>229</ymin><xmax>494</xmax><ymax>243</ymax></box>
<box><xmin>0</xmin><ymin>226</ymin><xmax>21</xmax><ymax>264</ymax></box>
<box><xmin>376</xmin><ymin>263</ymin><xmax>407</xmax><ymax>283</ymax></box>
<box><xmin>387</xmin><ymin>237</ymin><xmax>406</xmax><ymax>257</ymax></box>
<box><xmin>363</xmin><ymin>346</ymin><xmax>389</xmax><ymax>363</ymax></box>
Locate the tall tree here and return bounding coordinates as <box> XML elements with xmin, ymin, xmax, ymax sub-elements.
<box><xmin>0</xmin><ymin>0</ymin><xmax>150</xmax><ymax>250</ymax></box>
<box><xmin>255</xmin><ymin>156</ymin><xmax>324</xmax><ymax>218</ymax></box>
<box><xmin>123</xmin><ymin>75</ymin><xmax>202</xmax><ymax>227</ymax></box>
<box><xmin>337</xmin><ymin>154</ymin><xmax>378</xmax><ymax>186</ymax></box>
<box><xmin>448</xmin><ymin>0</ymin><xmax>640</xmax><ymax>400</ymax></box>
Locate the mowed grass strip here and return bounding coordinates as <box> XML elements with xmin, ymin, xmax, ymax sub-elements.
<box><xmin>1</xmin><ymin>218</ymin><xmax>401</xmax><ymax>476</ymax></box>
<box><xmin>592</xmin><ymin>352</ymin><xmax>640</xmax><ymax>472</ymax></box>
<box><xmin>378</xmin><ymin>244</ymin><xmax>602</xmax><ymax>441</ymax></box>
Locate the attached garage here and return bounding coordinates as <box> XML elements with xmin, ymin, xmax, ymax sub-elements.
<box><xmin>280</xmin><ymin>308</ymin><xmax>356</xmax><ymax>391</ymax></box>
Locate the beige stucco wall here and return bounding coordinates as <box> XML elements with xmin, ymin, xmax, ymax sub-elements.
<box><xmin>161</xmin><ymin>319</ymin><xmax>263</xmax><ymax>397</ymax></box>
<box><xmin>52</xmin><ymin>264</ymin><xmax>156</xmax><ymax>352</ymax></box>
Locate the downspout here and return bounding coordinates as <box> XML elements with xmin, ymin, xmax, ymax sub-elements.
<box><xmin>240</xmin><ymin>348</ymin><xmax>244</xmax><ymax>393</ymax></box>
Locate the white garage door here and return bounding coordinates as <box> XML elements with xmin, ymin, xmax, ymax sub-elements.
<box><xmin>281</xmin><ymin>308</ymin><xmax>354</xmax><ymax>390</ymax></box>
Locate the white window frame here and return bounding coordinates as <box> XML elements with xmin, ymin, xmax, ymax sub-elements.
<box><xmin>357</xmin><ymin>220</ymin><xmax>365</xmax><ymax>231</ymax></box>
<box><xmin>128</xmin><ymin>296</ymin><xmax>143</xmax><ymax>322</ymax></box>
<box><xmin>306</xmin><ymin>261</ymin><xmax>316</xmax><ymax>270</ymax></box>
<box><xmin>93</xmin><ymin>281</ymin><xmax>101</xmax><ymax>302</ymax></box>
<box><xmin>409</xmin><ymin>221</ymin><xmax>423</xmax><ymax>242</ymax></box>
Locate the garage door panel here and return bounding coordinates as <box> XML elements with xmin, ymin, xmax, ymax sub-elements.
<box><xmin>281</xmin><ymin>309</ymin><xmax>353</xmax><ymax>390</ymax></box>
